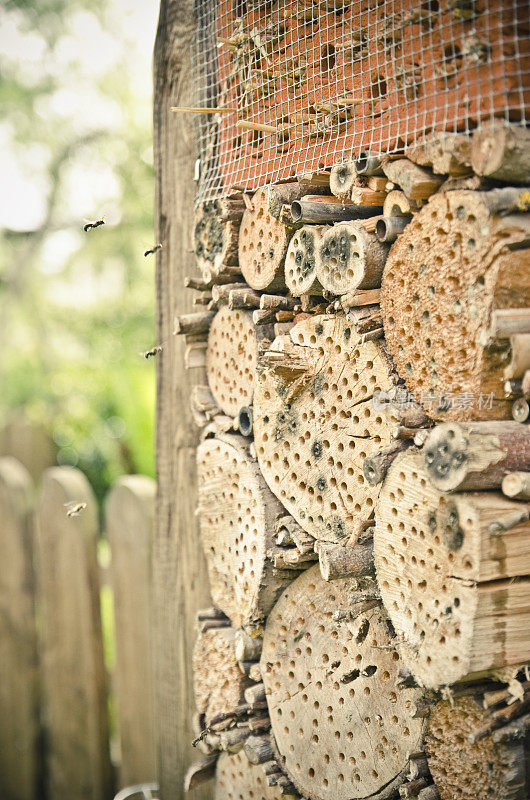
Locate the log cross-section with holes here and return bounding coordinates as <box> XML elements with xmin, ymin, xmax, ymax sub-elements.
<box><xmin>253</xmin><ymin>313</ymin><xmax>404</xmax><ymax>544</ymax></box>
<box><xmin>260</xmin><ymin>565</ymin><xmax>428</xmax><ymax>800</ymax></box>
<box><xmin>374</xmin><ymin>448</ymin><xmax>530</xmax><ymax>689</ymax></box>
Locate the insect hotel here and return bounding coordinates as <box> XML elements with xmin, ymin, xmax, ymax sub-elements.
<box><xmin>153</xmin><ymin>1</ymin><xmax>530</xmax><ymax>798</ymax></box>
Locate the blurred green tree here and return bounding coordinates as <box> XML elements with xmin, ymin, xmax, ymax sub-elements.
<box><xmin>0</xmin><ymin>0</ymin><xmax>157</xmax><ymax>500</ymax></box>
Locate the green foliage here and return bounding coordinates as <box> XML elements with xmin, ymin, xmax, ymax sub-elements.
<box><xmin>0</xmin><ymin>0</ymin><xmax>157</xmax><ymax>502</ymax></box>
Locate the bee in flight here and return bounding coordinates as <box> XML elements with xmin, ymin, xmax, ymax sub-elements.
<box><xmin>141</xmin><ymin>345</ymin><xmax>163</xmax><ymax>359</ymax></box>
<box><xmin>64</xmin><ymin>501</ymin><xmax>87</xmax><ymax>518</ymax></box>
<box><xmin>144</xmin><ymin>244</ymin><xmax>162</xmax><ymax>257</ymax></box>
<box><xmin>83</xmin><ymin>219</ymin><xmax>105</xmax><ymax>232</ymax></box>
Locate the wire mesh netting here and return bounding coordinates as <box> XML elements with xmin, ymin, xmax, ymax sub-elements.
<box><xmin>192</xmin><ymin>0</ymin><xmax>529</xmax><ymax>202</ymax></box>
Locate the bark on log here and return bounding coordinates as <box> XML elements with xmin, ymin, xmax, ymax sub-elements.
<box><xmin>253</xmin><ymin>313</ymin><xmax>401</xmax><ymax>544</ymax></box>
<box><xmin>197</xmin><ymin>433</ymin><xmax>292</xmax><ymax>626</ymax></box>
<box><xmin>382</xmin><ymin>160</ymin><xmax>443</xmax><ymax>201</ymax></box>
<box><xmin>363</xmin><ymin>440</ymin><xmax>409</xmax><ymax>485</ymax></box>
<box><xmin>268</xmin><ymin>182</ymin><xmax>330</xmax><ymax>220</ymax></box>
<box><xmin>234</xmin><ymin>628</ymin><xmax>263</xmax><ymax>663</ymax></box>
<box><xmin>471</xmin><ymin>122</ymin><xmax>530</xmax><ymax>184</ymax></box>
<box><xmin>426</xmin><ymin>694</ymin><xmax>530</xmax><ymax>800</ymax></box>
<box><xmin>284</xmin><ymin>225</ymin><xmax>327</xmax><ymax>296</ymax></box>
<box><xmin>244</xmin><ymin>735</ymin><xmax>274</xmax><ymax>765</ymax></box>
<box><xmin>290</xmin><ymin>196</ymin><xmax>383</xmax><ymax>224</ymax></box>
<box><xmin>405</xmin><ymin>132</ymin><xmax>472</xmax><ymax>176</ymax></box>
<box><xmin>317</xmin><ymin>540</ymin><xmax>374</xmax><ymax>581</ymax></box>
<box><xmin>375</xmin><ymin>449</ymin><xmax>530</xmax><ymax>689</ymax></box>
<box><xmin>261</xmin><ymin>566</ymin><xmax>427</xmax><ymax>800</ymax></box>
<box><xmin>423</xmin><ymin>421</ymin><xmax>530</xmax><ymax>491</ymax></box>
<box><xmin>317</xmin><ymin>221</ymin><xmax>389</xmax><ymax>295</ymax></box>
<box><xmin>381</xmin><ymin>191</ymin><xmax>530</xmax><ymax>421</ymax></box>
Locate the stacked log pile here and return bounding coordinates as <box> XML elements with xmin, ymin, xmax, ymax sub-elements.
<box><xmin>175</xmin><ymin>10</ymin><xmax>530</xmax><ymax>791</ymax></box>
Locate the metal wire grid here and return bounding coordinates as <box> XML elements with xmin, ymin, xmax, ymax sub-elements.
<box><xmin>192</xmin><ymin>0</ymin><xmax>529</xmax><ymax>202</ymax></box>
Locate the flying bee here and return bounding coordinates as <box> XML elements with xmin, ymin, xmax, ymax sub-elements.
<box><xmin>83</xmin><ymin>219</ymin><xmax>105</xmax><ymax>232</ymax></box>
<box><xmin>141</xmin><ymin>345</ymin><xmax>163</xmax><ymax>359</ymax></box>
<box><xmin>144</xmin><ymin>244</ymin><xmax>163</xmax><ymax>257</ymax></box>
<box><xmin>64</xmin><ymin>501</ymin><xmax>87</xmax><ymax>517</ymax></box>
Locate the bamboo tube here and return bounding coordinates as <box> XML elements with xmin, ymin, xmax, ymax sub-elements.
<box><xmin>171</xmin><ymin>106</ymin><xmax>238</xmax><ymax>114</ymax></box>
<box><xmin>267</xmin><ymin>181</ymin><xmax>330</xmax><ymax>221</ymax></box>
<box><xmin>375</xmin><ymin>449</ymin><xmax>530</xmax><ymax>689</ymax></box>
<box><xmin>355</xmin><ymin>151</ymin><xmax>385</xmax><ymax>177</ymax></box>
<box><xmin>261</xmin><ymin>565</ymin><xmax>429</xmax><ymax>800</ymax></box>
<box><xmin>236</xmin><ymin>120</ymin><xmax>278</xmax><ymax>134</ymax></box>
<box><xmin>375</xmin><ymin>215</ymin><xmax>410</xmax><ymax>243</ymax></box>
<box><xmin>290</xmin><ymin>196</ymin><xmax>382</xmax><ymax>224</ymax></box>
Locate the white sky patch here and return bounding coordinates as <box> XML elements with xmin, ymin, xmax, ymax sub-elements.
<box><xmin>40</xmin><ymin>230</ymin><xmax>83</xmax><ymax>275</ymax></box>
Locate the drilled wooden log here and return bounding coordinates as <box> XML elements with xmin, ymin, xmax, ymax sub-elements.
<box><xmin>317</xmin><ymin>221</ymin><xmax>389</xmax><ymax>295</ymax></box>
<box><xmin>381</xmin><ymin>191</ymin><xmax>530</xmax><ymax>421</ymax></box>
<box><xmin>194</xmin><ymin>200</ymin><xmax>241</xmax><ymax>279</ymax></box>
<box><xmin>405</xmin><ymin>132</ymin><xmax>472</xmax><ymax>176</ymax></box>
<box><xmin>253</xmin><ymin>314</ymin><xmax>401</xmax><ymax>544</ymax></box>
<box><xmin>382</xmin><ymin>160</ymin><xmax>443</xmax><ymax>201</ymax></box>
<box><xmin>471</xmin><ymin>122</ymin><xmax>530</xmax><ymax>184</ymax></box>
<box><xmin>330</xmin><ymin>162</ymin><xmax>357</xmax><ymax>200</ymax></box>
<box><xmin>239</xmin><ymin>187</ymin><xmax>291</xmax><ymax>291</ymax></box>
<box><xmin>193</xmin><ymin>627</ymin><xmax>251</xmax><ymax>728</ymax></box>
<box><xmin>215</xmin><ymin>751</ymin><xmax>292</xmax><ymax>800</ymax></box>
<box><xmin>261</xmin><ymin>565</ymin><xmax>427</xmax><ymax>800</ymax></box>
<box><xmin>197</xmin><ymin>434</ymin><xmax>292</xmax><ymax>626</ymax></box>
<box><xmin>206</xmin><ymin>307</ymin><xmax>272</xmax><ymax>417</ymax></box>
<box><xmin>290</xmin><ymin>196</ymin><xmax>382</xmax><ymax>224</ymax></box>
<box><xmin>423</xmin><ymin>421</ymin><xmax>530</xmax><ymax>491</ymax></box>
<box><xmin>284</xmin><ymin>225</ymin><xmax>327</xmax><ymax>296</ymax></box>
<box><xmin>426</xmin><ymin>694</ymin><xmax>530</xmax><ymax>800</ymax></box>
<box><xmin>317</xmin><ymin>540</ymin><xmax>374</xmax><ymax>581</ymax></box>
<box><xmin>374</xmin><ymin>449</ymin><xmax>530</xmax><ymax>689</ymax></box>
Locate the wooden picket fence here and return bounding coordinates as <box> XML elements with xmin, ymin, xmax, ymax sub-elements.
<box><xmin>0</xmin><ymin>457</ymin><xmax>157</xmax><ymax>800</ymax></box>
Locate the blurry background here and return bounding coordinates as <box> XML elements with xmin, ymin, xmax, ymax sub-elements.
<box><xmin>0</xmin><ymin>0</ymin><xmax>158</xmax><ymax>502</ymax></box>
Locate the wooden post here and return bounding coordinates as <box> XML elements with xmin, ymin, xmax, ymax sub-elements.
<box><xmin>106</xmin><ymin>475</ymin><xmax>157</xmax><ymax>785</ymax></box>
<box><xmin>253</xmin><ymin>313</ymin><xmax>401</xmax><ymax>544</ymax></box>
<box><xmin>37</xmin><ymin>466</ymin><xmax>112</xmax><ymax>800</ymax></box>
<box><xmin>153</xmin><ymin>2</ymin><xmax>213</xmax><ymax>796</ymax></box>
<box><xmin>260</xmin><ymin>565</ymin><xmax>428</xmax><ymax>800</ymax></box>
<box><xmin>316</xmin><ymin>220</ymin><xmax>389</xmax><ymax>294</ymax></box>
<box><xmin>381</xmin><ymin>191</ymin><xmax>530</xmax><ymax>421</ymax></box>
<box><xmin>375</xmin><ymin>449</ymin><xmax>530</xmax><ymax>689</ymax></box>
<box><xmin>0</xmin><ymin>457</ymin><xmax>40</xmax><ymax>800</ymax></box>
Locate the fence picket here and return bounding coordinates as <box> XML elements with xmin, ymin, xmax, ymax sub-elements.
<box><xmin>106</xmin><ymin>475</ymin><xmax>157</xmax><ymax>785</ymax></box>
<box><xmin>37</xmin><ymin>466</ymin><xmax>112</xmax><ymax>800</ymax></box>
<box><xmin>0</xmin><ymin>457</ymin><xmax>40</xmax><ymax>800</ymax></box>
